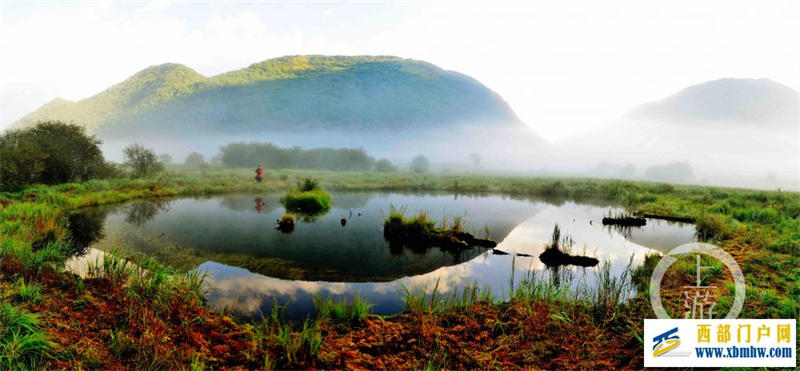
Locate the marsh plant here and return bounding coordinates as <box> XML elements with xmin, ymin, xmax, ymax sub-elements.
<box><xmin>276</xmin><ymin>213</ymin><xmax>296</xmax><ymax>233</ymax></box>
<box><xmin>312</xmin><ymin>295</ymin><xmax>374</xmax><ymax>323</ymax></box>
<box><xmin>281</xmin><ymin>178</ymin><xmax>332</xmax><ymax>214</ymax></box>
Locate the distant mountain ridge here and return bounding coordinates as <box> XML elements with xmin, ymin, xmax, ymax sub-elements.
<box><xmin>557</xmin><ymin>77</ymin><xmax>799</xmax><ymax>188</ymax></box>
<box><xmin>12</xmin><ymin>55</ymin><xmax>530</xmax><ymax>137</ymax></box>
<box><xmin>625</xmin><ymin>78</ymin><xmax>799</xmax><ymax>127</ymax></box>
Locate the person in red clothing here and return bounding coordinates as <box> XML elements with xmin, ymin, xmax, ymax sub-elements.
<box><xmin>255</xmin><ymin>165</ymin><xmax>264</xmax><ymax>183</ymax></box>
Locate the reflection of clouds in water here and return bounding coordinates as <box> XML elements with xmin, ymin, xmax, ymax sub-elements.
<box><xmin>201</xmin><ymin>258</ymin><xmax>479</xmax><ymax>314</ymax></box>
<box><xmin>164</xmin><ymin>197</ymin><xmax>697</xmax><ymax>317</ymax></box>
<box><xmin>200</xmin><ymin>200</ymin><xmax>696</xmax><ymax>316</ymax></box>
<box><xmin>393</xmin><ymin>262</ymin><xmax>476</xmax><ymax>294</ymax></box>
<box><xmin>203</xmin><ymin>262</ymin><xmax>350</xmax><ymax>299</ymax></box>
<box><xmin>495</xmin><ymin>203</ymin><xmax>679</xmax><ymax>269</ymax></box>
<box><xmin>65</xmin><ymin>248</ymin><xmax>108</xmax><ymax>278</ymax></box>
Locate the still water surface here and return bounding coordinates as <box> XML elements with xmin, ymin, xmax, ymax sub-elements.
<box><xmin>66</xmin><ymin>192</ymin><xmax>695</xmax><ymax>319</ymax></box>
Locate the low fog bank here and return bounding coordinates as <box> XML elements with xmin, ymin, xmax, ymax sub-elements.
<box><xmin>547</xmin><ymin>117</ymin><xmax>799</xmax><ymax>191</ymax></box>
<box><xmin>95</xmin><ymin>117</ymin><xmax>798</xmax><ymax>192</ymax></box>
<box><xmin>97</xmin><ymin>123</ymin><xmax>547</xmax><ymax>171</ymax></box>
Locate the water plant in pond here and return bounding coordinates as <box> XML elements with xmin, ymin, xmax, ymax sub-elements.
<box><xmin>281</xmin><ymin>178</ymin><xmax>332</xmax><ymax>214</ymax></box>
<box><xmin>296</xmin><ymin>178</ymin><xmax>320</xmax><ymax>192</ymax></box>
<box><xmin>383</xmin><ymin>204</ymin><xmax>497</xmax><ymax>250</ymax></box>
<box><xmin>276</xmin><ymin>213</ymin><xmax>296</xmax><ymax>233</ymax></box>
<box><xmin>539</xmin><ymin>224</ymin><xmax>599</xmax><ymax>268</ymax></box>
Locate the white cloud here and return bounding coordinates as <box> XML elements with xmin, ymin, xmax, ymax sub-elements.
<box><xmin>2</xmin><ymin>1</ymin><xmax>798</xmax><ymax>139</ymax></box>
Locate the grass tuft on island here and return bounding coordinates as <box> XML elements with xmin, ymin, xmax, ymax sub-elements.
<box><xmin>383</xmin><ymin>205</ymin><xmax>497</xmax><ymax>250</ymax></box>
<box><xmin>280</xmin><ymin>178</ymin><xmax>332</xmax><ymax>214</ymax></box>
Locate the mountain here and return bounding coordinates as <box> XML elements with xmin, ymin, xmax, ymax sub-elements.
<box><xmin>557</xmin><ymin>78</ymin><xmax>799</xmax><ymax>189</ymax></box>
<box><xmin>625</xmin><ymin>78</ymin><xmax>798</xmax><ymax>127</ymax></box>
<box><xmin>14</xmin><ymin>55</ymin><xmax>529</xmax><ymax>134</ymax></box>
<box><xmin>13</xmin><ymin>55</ymin><xmax>544</xmax><ymax>166</ymax></box>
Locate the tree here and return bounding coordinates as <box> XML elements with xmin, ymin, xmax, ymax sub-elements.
<box><xmin>470</xmin><ymin>153</ymin><xmax>481</xmax><ymax>167</ymax></box>
<box><xmin>0</xmin><ymin>131</ymin><xmax>46</xmax><ymax>192</ymax></box>
<box><xmin>374</xmin><ymin>158</ymin><xmax>397</xmax><ymax>172</ymax></box>
<box><xmin>123</xmin><ymin>143</ymin><xmax>164</xmax><ymax>178</ymax></box>
<box><xmin>410</xmin><ymin>155</ymin><xmax>430</xmax><ymax>173</ymax></box>
<box><xmin>218</xmin><ymin>142</ymin><xmax>377</xmax><ymax>171</ymax></box>
<box><xmin>158</xmin><ymin>153</ymin><xmax>172</xmax><ymax>164</ymax></box>
<box><xmin>184</xmin><ymin>152</ymin><xmax>205</xmax><ymax>166</ymax></box>
<box><xmin>0</xmin><ymin>121</ymin><xmax>110</xmax><ymax>191</ymax></box>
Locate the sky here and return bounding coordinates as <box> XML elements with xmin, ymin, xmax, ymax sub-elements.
<box><xmin>1</xmin><ymin>0</ymin><xmax>799</xmax><ymax>142</ymax></box>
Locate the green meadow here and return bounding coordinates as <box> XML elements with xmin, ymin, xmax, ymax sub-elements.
<box><xmin>1</xmin><ymin>166</ymin><xmax>798</xmax><ymax>369</ymax></box>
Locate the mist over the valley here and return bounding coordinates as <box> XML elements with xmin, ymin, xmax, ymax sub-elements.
<box><xmin>552</xmin><ymin>78</ymin><xmax>799</xmax><ymax>190</ymax></box>
<box><xmin>9</xmin><ymin>57</ymin><xmax>799</xmax><ymax>191</ymax></box>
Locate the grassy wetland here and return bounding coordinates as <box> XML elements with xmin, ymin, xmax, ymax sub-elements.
<box><xmin>1</xmin><ymin>166</ymin><xmax>799</xmax><ymax>369</ymax></box>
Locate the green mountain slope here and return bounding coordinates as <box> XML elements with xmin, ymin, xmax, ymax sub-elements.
<box><xmin>13</xmin><ymin>55</ymin><xmax>530</xmax><ymax>137</ymax></box>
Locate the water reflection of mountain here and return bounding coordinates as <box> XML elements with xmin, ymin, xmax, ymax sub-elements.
<box><xmin>76</xmin><ymin>193</ymin><xmax>547</xmax><ymax>282</ymax></box>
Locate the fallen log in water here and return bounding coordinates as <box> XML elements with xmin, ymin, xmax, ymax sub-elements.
<box><xmin>601</xmin><ymin>216</ymin><xmax>646</xmax><ymax>227</ymax></box>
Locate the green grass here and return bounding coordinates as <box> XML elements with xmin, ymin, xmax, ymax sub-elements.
<box><xmin>312</xmin><ymin>295</ymin><xmax>374</xmax><ymax>323</ymax></box>
<box><xmin>0</xmin><ymin>166</ymin><xmax>799</xmax><ymax>368</ymax></box>
<box><xmin>281</xmin><ymin>186</ymin><xmax>332</xmax><ymax>214</ymax></box>
<box><xmin>15</xmin><ymin>278</ymin><xmax>43</xmax><ymax>303</ymax></box>
<box><xmin>0</xmin><ymin>303</ymin><xmax>51</xmax><ymax>369</ymax></box>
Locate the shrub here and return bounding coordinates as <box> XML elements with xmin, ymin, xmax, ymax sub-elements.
<box><xmin>123</xmin><ymin>143</ymin><xmax>164</xmax><ymax>178</ymax></box>
<box><xmin>410</xmin><ymin>155</ymin><xmax>430</xmax><ymax>173</ymax></box>
<box><xmin>374</xmin><ymin>159</ymin><xmax>397</xmax><ymax>172</ymax></box>
<box><xmin>184</xmin><ymin>152</ymin><xmax>205</xmax><ymax>166</ymax></box>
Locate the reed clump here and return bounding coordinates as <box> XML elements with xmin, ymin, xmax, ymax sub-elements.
<box><xmin>383</xmin><ymin>205</ymin><xmax>496</xmax><ymax>250</ymax></box>
<box><xmin>280</xmin><ymin>178</ymin><xmax>332</xmax><ymax>214</ymax></box>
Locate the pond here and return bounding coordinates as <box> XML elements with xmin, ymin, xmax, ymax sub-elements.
<box><xmin>65</xmin><ymin>192</ymin><xmax>696</xmax><ymax>320</ymax></box>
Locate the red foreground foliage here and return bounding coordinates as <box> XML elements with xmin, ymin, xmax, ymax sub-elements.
<box><xmin>5</xmin><ymin>260</ymin><xmax>646</xmax><ymax>370</ymax></box>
